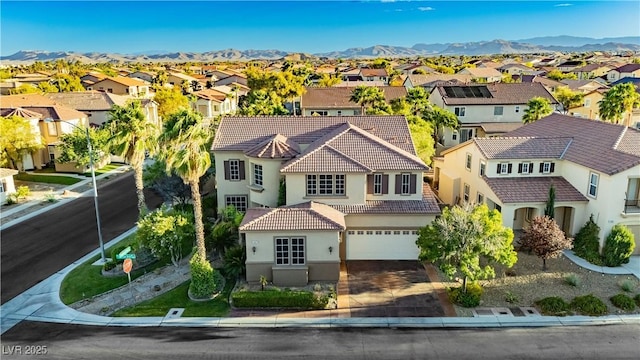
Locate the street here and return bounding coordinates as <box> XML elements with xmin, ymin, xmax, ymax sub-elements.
<box><xmin>1</xmin><ymin>321</ymin><xmax>639</xmax><ymax>360</ymax></box>
<box><xmin>0</xmin><ymin>173</ymin><xmax>163</xmax><ymax>304</ymax></box>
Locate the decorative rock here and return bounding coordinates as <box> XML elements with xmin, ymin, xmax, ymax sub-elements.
<box><xmin>153</xmin><ymin>285</ymin><xmax>162</xmax><ymax>292</ymax></box>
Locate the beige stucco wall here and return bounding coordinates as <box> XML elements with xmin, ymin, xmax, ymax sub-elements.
<box><xmin>364</xmin><ymin>171</ymin><xmax>424</xmax><ymax>201</ymax></box>
<box><xmin>344</xmin><ymin>213</ymin><xmax>434</xmax><ymax>229</ymax></box>
<box><xmin>88</xmin><ymin>79</ymin><xmax>130</xmax><ymax>96</ymax></box>
<box><xmin>568</xmin><ymin>91</ymin><xmax>602</xmax><ymax>120</ymax></box>
<box><xmin>214</xmin><ymin>151</ymin><xmax>249</xmax><ymax>210</ymax></box>
<box><xmin>0</xmin><ymin>174</ymin><xmax>17</xmax><ymax>204</ymax></box>
<box><xmin>285</xmin><ymin>172</ymin><xmax>367</xmax><ymax>206</ymax></box>
<box><xmin>247</xmin><ymin>158</ymin><xmax>282</xmax><ymax>208</ymax></box>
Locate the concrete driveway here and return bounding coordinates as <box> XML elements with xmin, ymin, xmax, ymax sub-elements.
<box><xmin>342</xmin><ymin>261</ymin><xmax>450</xmax><ymax>317</ymax></box>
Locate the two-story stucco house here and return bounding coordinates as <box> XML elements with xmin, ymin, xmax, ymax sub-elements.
<box><xmin>211</xmin><ymin>116</ymin><xmax>441</xmax><ymax>286</ymax></box>
<box><xmin>86</xmin><ymin>76</ymin><xmax>150</xmax><ymax>98</ymax></box>
<box><xmin>299</xmin><ymin>86</ymin><xmax>407</xmax><ymax>116</ymax></box>
<box><xmin>606</xmin><ymin>64</ymin><xmax>640</xmax><ymax>83</ymax></box>
<box><xmin>429</xmin><ymin>83</ymin><xmax>559</xmax><ymax>147</ymax></box>
<box><xmin>432</xmin><ymin>114</ymin><xmax>640</xmax><ymax>253</ymax></box>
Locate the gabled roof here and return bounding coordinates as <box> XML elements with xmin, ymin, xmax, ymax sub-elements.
<box><xmin>360</xmin><ymin>68</ymin><xmax>388</xmax><ymax>77</ymax></box>
<box><xmin>434</xmin><ymin>82</ymin><xmax>558</xmax><ymax>105</ymax></box>
<box><xmin>1</xmin><ymin>107</ymin><xmax>43</xmax><ymax>119</ymax></box>
<box><xmin>478</xmin><ymin>122</ymin><xmax>523</xmax><ymax>134</ymax></box>
<box><xmin>0</xmin><ymin>94</ymin><xmax>88</xmax><ymax>121</ymax></box>
<box><xmin>406</xmin><ymin>74</ymin><xmax>473</xmax><ymax>87</ymax></box>
<box><xmin>485</xmin><ymin>176</ymin><xmax>588</xmax><ymax>204</ymax></box>
<box><xmin>560</xmin><ymin>79</ymin><xmax>606</xmax><ymax>92</ymax></box>
<box><xmin>45</xmin><ymin>91</ymin><xmax>129</xmax><ymax>111</ymax></box>
<box><xmin>193</xmin><ymin>89</ymin><xmax>226</xmax><ymax>101</ymax></box>
<box><xmin>300</xmin><ymin>86</ymin><xmax>406</xmax><ymax>109</ymax></box>
<box><xmin>458</xmin><ymin>67</ymin><xmax>502</xmax><ymax>78</ymax></box>
<box><xmin>614</xmin><ymin>64</ymin><xmax>640</xmax><ymax>73</ymax></box>
<box><xmin>92</xmin><ymin>76</ymin><xmax>147</xmax><ymax>87</ymax></box>
<box><xmin>280</xmin><ymin>122</ymin><xmax>427</xmax><ymax>173</ymax></box>
<box><xmin>472</xmin><ymin>137</ymin><xmax>573</xmax><ymax>160</ymax></box>
<box><xmin>243</xmin><ymin>134</ymin><xmax>301</xmax><ymax>159</ymax></box>
<box><xmin>331</xmin><ymin>184</ymin><xmax>441</xmax><ymax>215</ymax></box>
<box><xmin>574</xmin><ymin>64</ymin><xmax>611</xmax><ymax>72</ymax></box>
<box><xmin>239</xmin><ymin>201</ymin><xmax>346</xmax><ymax>231</ymax></box>
<box><xmin>506</xmin><ymin>114</ymin><xmax>640</xmax><ymax>175</ymax></box>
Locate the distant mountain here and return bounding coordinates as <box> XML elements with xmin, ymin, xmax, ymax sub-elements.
<box><xmin>2</xmin><ymin>37</ymin><xmax>638</xmax><ymax>63</ymax></box>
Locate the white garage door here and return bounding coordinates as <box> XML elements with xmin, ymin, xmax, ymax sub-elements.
<box><xmin>346</xmin><ymin>229</ymin><xmax>420</xmax><ymax>260</ymax></box>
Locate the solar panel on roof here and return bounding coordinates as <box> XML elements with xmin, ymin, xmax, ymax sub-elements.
<box><xmin>442</xmin><ymin>85</ymin><xmax>493</xmax><ymax>98</ymax></box>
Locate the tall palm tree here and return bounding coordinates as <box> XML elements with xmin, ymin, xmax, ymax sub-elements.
<box><xmin>405</xmin><ymin>87</ymin><xmax>432</xmax><ymax>116</ymax></box>
<box><xmin>107</xmin><ymin>100</ymin><xmax>158</xmax><ymax>216</ymax></box>
<box><xmin>350</xmin><ymin>86</ymin><xmax>385</xmax><ymax>115</ymax></box>
<box><xmin>599</xmin><ymin>83</ymin><xmax>640</xmax><ymax>126</ymax></box>
<box><xmin>522</xmin><ymin>97</ymin><xmax>553</xmax><ymax>124</ymax></box>
<box><xmin>159</xmin><ymin>109</ymin><xmax>212</xmax><ymax>260</ymax></box>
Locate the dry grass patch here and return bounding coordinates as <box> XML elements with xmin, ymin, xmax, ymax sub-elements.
<box><xmin>436</xmin><ymin>251</ymin><xmax>640</xmax><ymax>317</ymax></box>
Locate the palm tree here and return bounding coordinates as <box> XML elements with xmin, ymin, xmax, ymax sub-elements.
<box><xmin>350</xmin><ymin>86</ymin><xmax>385</xmax><ymax>115</ymax></box>
<box><xmin>423</xmin><ymin>105</ymin><xmax>459</xmax><ymax>145</ymax></box>
<box><xmin>522</xmin><ymin>97</ymin><xmax>553</xmax><ymax>124</ymax></box>
<box><xmin>159</xmin><ymin>109</ymin><xmax>212</xmax><ymax>260</ymax></box>
<box><xmin>405</xmin><ymin>87</ymin><xmax>432</xmax><ymax>116</ymax></box>
<box><xmin>107</xmin><ymin>100</ymin><xmax>158</xmax><ymax>216</ymax></box>
<box><xmin>599</xmin><ymin>83</ymin><xmax>640</xmax><ymax>126</ymax></box>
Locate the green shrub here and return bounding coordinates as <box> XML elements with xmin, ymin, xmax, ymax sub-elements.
<box><xmin>564</xmin><ymin>273</ymin><xmax>581</xmax><ymax>287</ymax></box>
<box><xmin>634</xmin><ymin>294</ymin><xmax>640</xmax><ymax>307</ymax></box>
<box><xmin>448</xmin><ymin>283</ymin><xmax>483</xmax><ymax>308</ymax></box>
<box><xmin>223</xmin><ymin>245</ymin><xmax>246</xmax><ymax>279</ymax></box>
<box><xmin>570</xmin><ymin>294</ymin><xmax>607</xmax><ymax>316</ymax></box>
<box><xmin>232</xmin><ymin>290</ymin><xmax>328</xmax><ymax>309</ymax></box>
<box><xmin>535</xmin><ymin>296</ymin><xmax>570</xmax><ymax>316</ymax></box>
<box><xmin>602</xmin><ymin>225</ymin><xmax>635</xmax><ymax>267</ymax></box>
<box><xmin>610</xmin><ymin>294</ymin><xmax>636</xmax><ymax>311</ymax></box>
<box><xmin>505</xmin><ymin>291</ymin><xmax>519</xmax><ymax>304</ymax></box>
<box><xmin>619</xmin><ymin>279</ymin><xmax>636</xmax><ymax>293</ymax></box>
<box><xmin>137</xmin><ymin>206</ymin><xmax>194</xmax><ymax>266</ymax></box>
<box><xmin>8</xmin><ymin>185</ymin><xmax>30</xmax><ymax>203</ymax></box>
<box><xmin>189</xmin><ymin>253</ymin><xmax>217</xmax><ymax>299</ymax></box>
<box><xmin>573</xmin><ymin>215</ymin><xmax>603</xmax><ymax>265</ymax></box>
<box><xmin>102</xmin><ymin>260</ymin><xmax>116</xmax><ymax>272</ymax></box>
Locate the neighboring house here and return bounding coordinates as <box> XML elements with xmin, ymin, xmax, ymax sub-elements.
<box><xmin>334</xmin><ymin>80</ymin><xmax>386</xmax><ymax>88</ymax></box>
<box><xmin>514</xmin><ymin>75</ymin><xmax>565</xmax><ymax>93</ymax></box>
<box><xmin>429</xmin><ymin>83</ymin><xmax>559</xmax><ymax>147</ymax></box>
<box><xmin>214</xmin><ymin>74</ymin><xmax>248</xmax><ymax>87</ymax></box>
<box><xmin>0</xmin><ymin>168</ymin><xmax>19</xmax><ymax>205</ymax></box>
<box><xmin>0</xmin><ymin>94</ymin><xmax>90</xmax><ymax>171</ymax></box>
<box><xmin>166</xmin><ymin>72</ymin><xmax>200</xmax><ymax>91</ymax></box>
<box><xmin>80</xmin><ymin>72</ymin><xmax>108</xmax><ymax>88</ymax></box>
<box><xmin>402</xmin><ymin>74</ymin><xmax>473</xmax><ymax>92</ymax></box>
<box><xmin>45</xmin><ymin>91</ymin><xmax>160</xmax><ymax>128</ymax></box>
<box><xmin>457</xmin><ymin>67</ymin><xmax>503</xmax><ymax>83</ymax></box>
<box><xmin>607</xmin><ymin>64</ymin><xmax>640</xmax><ymax>83</ymax></box>
<box><xmin>556</xmin><ymin>61</ymin><xmax>584</xmax><ymax>72</ymax></box>
<box><xmin>560</xmin><ymin>79</ymin><xmax>607</xmax><ymax>93</ymax></box>
<box><xmin>497</xmin><ymin>63</ymin><xmax>539</xmax><ymax>76</ymax></box>
<box><xmin>359</xmin><ymin>68</ymin><xmax>389</xmax><ymax>83</ymax></box>
<box><xmin>574</xmin><ymin>64</ymin><xmax>613</xmax><ymax>80</ymax></box>
<box><xmin>128</xmin><ymin>71</ymin><xmax>155</xmax><ymax>83</ymax></box>
<box><xmin>192</xmin><ymin>88</ymin><xmax>236</xmax><ymax>119</ymax></box>
<box><xmin>566</xmin><ymin>89</ymin><xmax>606</xmax><ymax>120</ymax></box>
<box><xmin>299</xmin><ymin>86</ymin><xmax>407</xmax><ymax>116</ymax></box>
<box><xmin>212</xmin><ymin>116</ymin><xmax>441</xmax><ymax>286</ymax></box>
<box><xmin>432</xmin><ymin>114</ymin><xmax>640</xmax><ymax>253</ymax></box>
<box><xmin>86</xmin><ymin>76</ymin><xmax>150</xmax><ymax>97</ymax></box>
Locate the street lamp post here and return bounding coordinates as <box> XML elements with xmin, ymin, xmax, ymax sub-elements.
<box><xmin>46</xmin><ymin>118</ymin><xmax>106</xmax><ymax>263</ymax></box>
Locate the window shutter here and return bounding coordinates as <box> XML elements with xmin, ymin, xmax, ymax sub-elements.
<box><xmin>550</xmin><ymin>163</ymin><xmax>555</xmax><ymax>173</ymax></box>
<box><xmin>507</xmin><ymin>164</ymin><xmax>513</xmax><ymax>174</ymax></box>
<box><xmin>518</xmin><ymin>163</ymin><xmax>523</xmax><ymax>173</ymax></box>
<box><xmin>382</xmin><ymin>175</ymin><xmax>389</xmax><ymax>194</ymax></box>
<box><xmin>239</xmin><ymin>161</ymin><xmax>245</xmax><ymax>180</ymax></box>
<box><xmin>539</xmin><ymin>163</ymin><xmax>544</xmax><ymax>173</ymax></box>
<box><xmin>367</xmin><ymin>175</ymin><xmax>373</xmax><ymax>194</ymax></box>
<box><xmin>395</xmin><ymin>174</ymin><xmax>402</xmax><ymax>194</ymax></box>
<box><xmin>529</xmin><ymin>163</ymin><xmax>534</xmax><ymax>174</ymax></box>
<box><xmin>497</xmin><ymin>163</ymin><xmax>501</xmax><ymax>173</ymax></box>
<box><xmin>224</xmin><ymin>161</ymin><xmax>230</xmax><ymax>180</ymax></box>
<box><xmin>410</xmin><ymin>174</ymin><xmax>417</xmax><ymax>194</ymax></box>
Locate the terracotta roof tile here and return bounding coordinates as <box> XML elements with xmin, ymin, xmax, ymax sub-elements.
<box><xmin>45</xmin><ymin>91</ymin><xmax>129</xmax><ymax>111</ymax></box>
<box><xmin>300</xmin><ymin>86</ymin><xmax>406</xmax><ymax>109</ymax></box>
<box><xmin>1</xmin><ymin>107</ymin><xmax>43</xmax><ymax>119</ymax></box>
<box><xmin>239</xmin><ymin>202</ymin><xmax>346</xmax><ymax>231</ymax></box>
<box><xmin>94</xmin><ymin>76</ymin><xmax>147</xmax><ymax>87</ymax></box>
<box><xmin>281</xmin><ymin>145</ymin><xmax>372</xmax><ymax>172</ymax></box>
<box><xmin>459</xmin><ymin>67</ymin><xmax>502</xmax><ymax>78</ymax></box>
<box><xmin>360</xmin><ymin>68</ymin><xmax>388</xmax><ymax>77</ymax></box>
<box><xmin>478</xmin><ymin>122</ymin><xmax>523</xmax><ymax>134</ymax></box>
<box><xmin>406</xmin><ymin>74</ymin><xmax>473</xmax><ymax>87</ymax></box>
<box><xmin>484</xmin><ymin>176</ymin><xmax>588</xmax><ymax>203</ymax></box>
<box><xmin>193</xmin><ymin>89</ymin><xmax>226</xmax><ymax>101</ymax></box>
<box><xmin>331</xmin><ymin>184</ymin><xmax>441</xmax><ymax>215</ymax></box>
<box><xmin>243</xmin><ymin>134</ymin><xmax>301</xmax><ymax>159</ymax></box>
<box><xmin>473</xmin><ymin>137</ymin><xmax>573</xmax><ymax>159</ymax></box>
<box><xmin>436</xmin><ymin>83</ymin><xmax>558</xmax><ymax>105</ymax></box>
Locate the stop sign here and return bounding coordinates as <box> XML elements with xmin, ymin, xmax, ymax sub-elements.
<box><xmin>123</xmin><ymin>258</ymin><xmax>133</xmax><ymax>274</ymax></box>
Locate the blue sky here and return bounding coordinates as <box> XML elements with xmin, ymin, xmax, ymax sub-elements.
<box><xmin>1</xmin><ymin>1</ymin><xmax>639</xmax><ymax>55</ymax></box>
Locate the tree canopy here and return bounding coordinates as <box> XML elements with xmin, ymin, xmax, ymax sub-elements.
<box><xmin>598</xmin><ymin>83</ymin><xmax>640</xmax><ymax>126</ymax></box>
<box><xmin>0</xmin><ymin>116</ymin><xmax>45</xmax><ymax>171</ymax></box>
<box><xmin>154</xmin><ymin>87</ymin><xmax>190</xmax><ymax>119</ymax></box>
<box><xmin>522</xmin><ymin>97</ymin><xmax>554</xmax><ymax>124</ymax></box>
<box><xmin>553</xmin><ymin>87</ymin><xmax>584</xmax><ymax>114</ymax></box>
<box><xmin>520</xmin><ymin>216</ymin><xmax>572</xmax><ymax>270</ymax></box>
<box><xmin>56</xmin><ymin>126</ymin><xmax>110</xmax><ymax>167</ymax></box>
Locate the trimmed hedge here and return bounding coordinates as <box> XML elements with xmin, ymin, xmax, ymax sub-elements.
<box><xmin>570</xmin><ymin>294</ymin><xmax>607</xmax><ymax>316</ymax></box>
<box><xmin>535</xmin><ymin>296</ymin><xmax>570</xmax><ymax>316</ymax></box>
<box><xmin>602</xmin><ymin>225</ymin><xmax>635</xmax><ymax>267</ymax></box>
<box><xmin>610</xmin><ymin>294</ymin><xmax>636</xmax><ymax>311</ymax></box>
<box><xmin>232</xmin><ymin>290</ymin><xmax>328</xmax><ymax>309</ymax></box>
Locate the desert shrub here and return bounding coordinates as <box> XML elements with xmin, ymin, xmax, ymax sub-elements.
<box><xmin>505</xmin><ymin>291</ymin><xmax>519</xmax><ymax>304</ymax></box>
<box><xmin>570</xmin><ymin>294</ymin><xmax>607</xmax><ymax>316</ymax></box>
<box><xmin>573</xmin><ymin>215</ymin><xmax>603</xmax><ymax>265</ymax></box>
<box><xmin>610</xmin><ymin>294</ymin><xmax>636</xmax><ymax>311</ymax></box>
<box><xmin>535</xmin><ymin>296</ymin><xmax>570</xmax><ymax>316</ymax></box>
<box><xmin>634</xmin><ymin>294</ymin><xmax>640</xmax><ymax>307</ymax></box>
<box><xmin>602</xmin><ymin>225</ymin><xmax>635</xmax><ymax>267</ymax></box>
<box><xmin>564</xmin><ymin>273</ymin><xmax>581</xmax><ymax>287</ymax></box>
<box><xmin>448</xmin><ymin>282</ymin><xmax>483</xmax><ymax>308</ymax></box>
<box><xmin>189</xmin><ymin>252</ymin><xmax>217</xmax><ymax>299</ymax></box>
<box><xmin>232</xmin><ymin>289</ymin><xmax>328</xmax><ymax>309</ymax></box>
<box><xmin>223</xmin><ymin>245</ymin><xmax>246</xmax><ymax>279</ymax></box>
<box><xmin>8</xmin><ymin>185</ymin><xmax>30</xmax><ymax>203</ymax></box>
<box><xmin>619</xmin><ymin>279</ymin><xmax>636</xmax><ymax>293</ymax></box>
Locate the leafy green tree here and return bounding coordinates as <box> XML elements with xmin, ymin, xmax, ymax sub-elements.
<box><xmin>151</xmin><ymin>71</ymin><xmax>168</xmax><ymax>90</ymax></box>
<box><xmin>244</xmin><ymin>67</ymin><xmax>306</xmax><ymax>115</ymax></box>
<box><xmin>390</xmin><ymin>98</ymin><xmax>411</xmax><ymax>115</ymax></box>
<box><xmin>107</xmin><ymin>100</ymin><xmax>159</xmax><ymax>216</ymax></box>
<box><xmin>0</xmin><ymin>116</ymin><xmax>45</xmax><ymax>170</ymax></box>
<box><xmin>153</xmin><ymin>87</ymin><xmax>189</xmax><ymax>119</ymax></box>
<box><xmin>602</xmin><ymin>225</ymin><xmax>635</xmax><ymax>267</ymax></box>
<box><xmin>416</xmin><ymin>204</ymin><xmax>517</xmax><ymax>292</ymax></box>
<box><xmin>554</xmin><ymin>87</ymin><xmax>584</xmax><ymax>114</ymax></box>
<box><xmin>136</xmin><ymin>206</ymin><xmax>194</xmax><ymax>266</ymax></box>
<box><xmin>523</xmin><ymin>97</ymin><xmax>553</xmax><ymax>124</ymax></box>
<box><xmin>371</xmin><ymin>58</ymin><xmax>390</xmax><ymax>69</ymax></box>
<box><xmin>407</xmin><ymin>115</ymin><xmax>435</xmax><ymax>166</ymax></box>
<box><xmin>598</xmin><ymin>83</ymin><xmax>640</xmax><ymax>126</ymax></box>
<box><xmin>37</xmin><ymin>81</ymin><xmax>59</xmax><ymax>93</ymax></box>
<box><xmin>405</xmin><ymin>87</ymin><xmax>431</xmax><ymax>115</ymax></box>
<box><xmin>520</xmin><ymin>216</ymin><xmax>572</xmax><ymax>270</ymax></box>
<box><xmin>317</xmin><ymin>73</ymin><xmax>341</xmax><ymax>87</ymax></box>
<box><xmin>56</xmin><ymin>126</ymin><xmax>110</xmax><ymax>167</ymax></box>
<box><xmin>423</xmin><ymin>105</ymin><xmax>459</xmax><ymax>144</ymax></box>
<box><xmin>159</xmin><ymin>109</ymin><xmax>212</xmax><ymax>262</ymax></box>
<box><xmin>9</xmin><ymin>84</ymin><xmax>39</xmax><ymax>94</ymax></box>
<box><xmin>51</xmin><ymin>73</ymin><xmax>84</xmax><ymax>92</ymax></box>
<box><xmin>546</xmin><ymin>69</ymin><xmax>577</xmax><ymax>81</ymax></box>
<box><xmin>349</xmin><ymin>86</ymin><xmax>386</xmax><ymax>115</ymax></box>
<box><xmin>239</xmin><ymin>90</ymin><xmax>288</xmax><ymax>115</ymax></box>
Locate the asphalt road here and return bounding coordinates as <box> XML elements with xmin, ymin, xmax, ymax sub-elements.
<box><xmin>0</xmin><ymin>173</ymin><xmax>163</xmax><ymax>304</ymax></box>
<box><xmin>1</xmin><ymin>322</ymin><xmax>639</xmax><ymax>360</ymax></box>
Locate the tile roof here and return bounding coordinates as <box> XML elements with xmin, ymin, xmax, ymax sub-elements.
<box><xmin>280</xmin><ymin>122</ymin><xmax>427</xmax><ymax>172</ymax></box>
<box><xmin>243</xmin><ymin>134</ymin><xmax>301</xmax><ymax>159</ymax></box>
<box><xmin>574</xmin><ymin>64</ymin><xmax>611</xmax><ymax>72</ymax></box>
<box><xmin>193</xmin><ymin>89</ymin><xmax>226</xmax><ymax>101</ymax></box>
<box><xmin>435</xmin><ymin>83</ymin><xmax>558</xmax><ymax>105</ymax></box>
<box><xmin>0</xmin><ymin>168</ymin><xmax>19</xmax><ymax>178</ymax></box>
<box><xmin>331</xmin><ymin>184</ymin><xmax>441</xmax><ymax>215</ymax></box>
<box><xmin>615</xmin><ymin>64</ymin><xmax>640</xmax><ymax>73</ymax></box>
<box><xmin>212</xmin><ymin>116</ymin><xmax>416</xmax><ymax>154</ymax></box>
<box><xmin>472</xmin><ymin>137</ymin><xmax>573</xmax><ymax>160</ymax></box>
<box><xmin>44</xmin><ymin>91</ymin><xmax>129</xmax><ymax>111</ymax></box>
<box><xmin>0</xmin><ymin>95</ymin><xmax>88</xmax><ymax>121</ymax></box>
<box><xmin>360</xmin><ymin>68</ymin><xmax>388</xmax><ymax>77</ymax></box>
<box><xmin>239</xmin><ymin>202</ymin><xmax>346</xmax><ymax>231</ymax></box>
<box><xmin>300</xmin><ymin>86</ymin><xmax>407</xmax><ymax>109</ymax></box>
<box><xmin>1</xmin><ymin>107</ymin><xmax>43</xmax><ymax>119</ymax></box>
<box><xmin>560</xmin><ymin>80</ymin><xmax>606</xmax><ymax>92</ymax></box>
<box><xmin>459</xmin><ymin>67</ymin><xmax>502</xmax><ymax>78</ymax></box>
<box><xmin>506</xmin><ymin>113</ymin><xmax>640</xmax><ymax>175</ymax></box>
<box><xmin>94</xmin><ymin>76</ymin><xmax>147</xmax><ymax>87</ymax></box>
<box><xmin>478</xmin><ymin>122</ymin><xmax>523</xmax><ymax>134</ymax></box>
<box><xmin>484</xmin><ymin>176</ymin><xmax>588</xmax><ymax>204</ymax></box>
<box><xmin>406</xmin><ymin>74</ymin><xmax>473</xmax><ymax>87</ymax></box>
<box><xmin>1</xmin><ymin>94</ymin><xmax>56</xmax><ymax>107</ymax></box>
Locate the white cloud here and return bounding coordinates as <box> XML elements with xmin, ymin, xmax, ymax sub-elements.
<box><xmin>554</xmin><ymin>3</ymin><xmax>573</xmax><ymax>7</ymax></box>
<box><xmin>418</xmin><ymin>6</ymin><xmax>434</xmax><ymax>11</ymax></box>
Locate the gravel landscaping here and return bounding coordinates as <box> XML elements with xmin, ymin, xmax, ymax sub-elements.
<box><xmin>436</xmin><ymin>250</ymin><xmax>640</xmax><ymax>317</ymax></box>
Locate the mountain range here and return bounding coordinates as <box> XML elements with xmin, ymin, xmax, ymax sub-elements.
<box><xmin>2</xmin><ymin>36</ymin><xmax>639</xmax><ymax>64</ymax></box>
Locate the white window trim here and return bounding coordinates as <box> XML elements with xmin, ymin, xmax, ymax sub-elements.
<box><xmin>521</xmin><ymin>162</ymin><xmax>531</xmax><ymax>174</ymax></box>
<box><xmin>275</xmin><ymin>236</ymin><xmax>305</xmax><ymax>266</ymax></box>
<box><xmin>252</xmin><ymin>163</ymin><xmax>263</xmax><ymax>187</ymax></box>
<box><xmin>477</xmin><ymin>192</ymin><xmax>484</xmax><ymax>204</ymax></box>
<box><xmin>306</xmin><ymin>174</ymin><xmax>346</xmax><ymax>196</ymax></box>
<box><xmin>542</xmin><ymin>162</ymin><xmax>552</xmax><ymax>174</ymax></box>
<box><xmin>463</xmin><ymin>183</ymin><xmax>470</xmax><ymax>203</ymax></box>
<box><xmin>479</xmin><ymin>160</ymin><xmax>486</xmax><ymax>177</ymax></box>
<box><xmin>588</xmin><ymin>172</ymin><xmax>599</xmax><ymax>198</ymax></box>
<box><xmin>373</xmin><ymin>173</ymin><xmax>383</xmax><ymax>195</ymax></box>
<box><xmin>229</xmin><ymin>159</ymin><xmax>240</xmax><ymax>181</ymax></box>
<box><xmin>454</xmin><ymin>106</ymin><xmax>466</xmax><ymax>117</ymax></box>
<box><xmin>465</xmin><ymin>153</ymin><xmax>472</xmax><ymax>171</ymax></box>
<box><xmin>499</xmin><ymin>163</ymin><xmax>509</xmax><ymax>175</ymax></box>
<box><xmin>225</xmin><ymin>195</ymin><xmax>247</xmax><ymax>212</ymax></box>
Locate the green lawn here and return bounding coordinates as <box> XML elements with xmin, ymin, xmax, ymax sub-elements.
<box><xmin>112</xmin><ymin>276</ymin><xmax>234</xmax><ymax>317</ymax></box>
<box><xmin>59</xmin><ymin>235</ymin><xmax>169</xmax><ymax>305</ymax></box>
<box><xmin>84</xmin><ymin>164</ymin><xmax>123</xmax><ymax>177</ymax></box>
<box><xmin>15</xmin><ymin>173</ymin><xmax>81</xmax><ymax>185</ymax></box>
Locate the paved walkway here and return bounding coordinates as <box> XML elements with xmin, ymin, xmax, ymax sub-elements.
<box><xmin>1</xmin><ymin>171</ymin><xmax>640</xmax><ymax>333</ymax></box>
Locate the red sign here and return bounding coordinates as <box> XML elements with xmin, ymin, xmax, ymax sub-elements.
<box><xmin>123</xmin><ymin>258</ymin><xmax>133</xmax><ymax>274</ymax></box>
